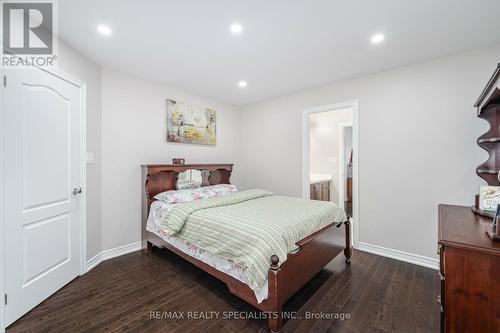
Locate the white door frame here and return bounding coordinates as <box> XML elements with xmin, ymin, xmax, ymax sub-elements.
<box><xmin>302</xmin><ymin>100</ymin><xmax>359</xmax><ymax>247</ymax></box>
<box><xmin>0</xmin><ymin>66</ymin><xmax>87</xmax><ymax>332</ymax></box>
<box><xmin>338</xmin><ymin>122</ymin><xmax>352</xmax><ymax>206</ymax></box>
<box><xmin>0</xmin><ymin>69</ymin><xmax>5</xmax><ymax>333</ymax></box>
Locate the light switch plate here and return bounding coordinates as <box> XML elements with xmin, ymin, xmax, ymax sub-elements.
<box><xmin>86</xmin><ymin>152</ymin><xmax>95</xmax><ymax>165</ymax></box>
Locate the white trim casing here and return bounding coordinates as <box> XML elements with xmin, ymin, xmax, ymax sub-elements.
<box><xmin>79</xmin><ymin>84</ymin><xmax>87</xmax><ymax>275</ymax></box>
<box><xmin>85</xmin><ymin>241</ymin><xmax>145</xmax><ymax>272</ymax></box>
<box><xmin>1</xmin><ymin>69</ymin><xmax>5</xmax><ymax>333</ymax></box>
<box><xmin>357</xmin><ymin>242</ymin><xmax>439</xmax><ymax>270</ymax></box>
<box><xmin>302</xmin><ymin>100</ymin><xmax>359</xmax><ymax>247</ymax></box>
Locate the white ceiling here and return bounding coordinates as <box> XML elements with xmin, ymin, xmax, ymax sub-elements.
<box><xmin>59</xmin><ymin>0</ymin><xmax>500</xmax><ymax>106</ymax></box>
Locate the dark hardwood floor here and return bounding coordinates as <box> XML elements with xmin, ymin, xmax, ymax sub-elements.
<box><xmin>6</xmin><ymin>249</ymin><xmax>440</xmax><ymax>333</ymax></box>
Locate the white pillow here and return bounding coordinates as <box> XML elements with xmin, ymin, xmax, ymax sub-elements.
<box><xmin>153</xmin><ymin>184</ymin><xmax>238</xmax><ymax>204</ymax></box>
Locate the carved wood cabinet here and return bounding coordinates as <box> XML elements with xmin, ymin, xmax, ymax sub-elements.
<box><xmin>438</xmin><ymin>205</ymin><xmax>500</xmax><ymax>332</ymax></box>
<box><xmin>475</xmin><ymin>63</ymin><xmax>500</xmax><ymax>187</ymax></box>
<box><xmin>473</xmin><ymin>63</ymin><xmax>500</xmax><ymax>219</ymax></box>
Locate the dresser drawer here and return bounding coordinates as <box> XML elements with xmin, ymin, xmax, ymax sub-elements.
<box><xmin>440</xmin><ymin>245</ymin><xmax>500</xmax><ymax>332</ymax></box>
<box><xmin>437</xmin><ymin>244</ymin><xmax>445</xmax><ymax>333</ymax></box>
<box><xmin>438</xmin><ymin>205</ymin><xmax>500</xmax><ymax>333</ymax></box>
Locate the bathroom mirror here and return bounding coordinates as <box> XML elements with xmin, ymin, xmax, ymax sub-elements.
<box><xmin>176</xmin><ymin>169</ymin><xmax>203</xmax><ymax>190</ymax></box>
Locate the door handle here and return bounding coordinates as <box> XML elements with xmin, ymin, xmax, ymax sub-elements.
<box><xmin>72</xmin><ymin>187</ymin><xmax>82</xmax><ymax>195</ymax></box>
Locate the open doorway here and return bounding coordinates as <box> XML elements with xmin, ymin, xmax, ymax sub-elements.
<box><xmin>302</xmin><ymin>101</ymin><xmax>359</xmax><ymax>247</ymax></box>
<box><xmin>339</xmin><ymin>123</ymin><xmax>353</xmax><ymax>216</ymax></box>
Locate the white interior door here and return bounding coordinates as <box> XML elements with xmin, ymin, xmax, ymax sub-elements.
<box><xmin>3</xmin><ymin>67</ymin><xmax>82</xmax><ymax>326</ymax></box>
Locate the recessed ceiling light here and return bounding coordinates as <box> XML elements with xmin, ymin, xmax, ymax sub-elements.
<box><xmin>230</xmin><ymin>23</ymin><xmax>243</xmax><ymax>34</ymax></box>
<box><xmin>370</xmin><ymin>33</ymin><xmax>385</xmax><ymax>44</ymax></box>
<box><xmin>238</xmin><ymin>81</ymin><xmax>247</xmax><ymax>88</ymax></box>
<box><xmin>97</xmin><ymin>24</ymin><xmax>112</xmax><ymax>36</ymax></box>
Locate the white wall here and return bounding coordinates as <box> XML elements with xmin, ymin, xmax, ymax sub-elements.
<box><xmin>241</xmin><ymin>44</ymin><xmax>500</xmax><ymax>261</ymax></box>
<box><xmin>58</xmin><ymin>41</ymin><xmax>102</xmax><ymax>260</ymax></box>
<box><xmin>101</xmin><ymin>70</ymin><xmax>242</xmax><ymax>251</ymax></box>
<box><xmin>309</xmin><ymin>108</ymin><xmax>353</xmax><ymax>203</ymax></box>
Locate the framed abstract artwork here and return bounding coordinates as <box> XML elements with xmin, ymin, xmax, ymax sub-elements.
<box><xmin>166</xmin><ymin>99</ymin><xmax>216</xmax><ymax>145</ymax></box>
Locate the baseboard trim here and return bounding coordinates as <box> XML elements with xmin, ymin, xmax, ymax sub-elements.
<box><xmin>87</xmin><ymin>240</ymin><xmax>438</xmax><ymax>272</ymax></box>
<box><xmin>357</xmin><ymin>242</ymin><xmax>439</xmax><ymax>270</ymax></box>
<box><xmin>85</xmin><ymin>252</ymin><xmax>102</xmax><ymax>272</ymax></box>
<box><xmin>85</xmin><ymin>240</ymin><xmax>144</xmax><ymax>272</ymax></box>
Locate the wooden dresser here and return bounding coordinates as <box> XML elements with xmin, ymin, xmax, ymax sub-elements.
<box><xmin>310</xmin><ymin>180</ymin><xmax>330</xmax><ymax>201</ymax></box>
<box><xmin>438</xmin><ymin>205</ymin><xmax>500</xmax><ymax>333</ymax></box>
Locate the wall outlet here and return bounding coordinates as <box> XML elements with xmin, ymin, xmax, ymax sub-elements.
<box><xmin>86</xmin><ymin>152</ymin><xmax>95</xmax><ymax>165</ymax></box>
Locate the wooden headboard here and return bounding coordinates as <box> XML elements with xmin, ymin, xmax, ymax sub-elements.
<box><xmin>141</xmin><ymin>163</ymin><xmax>233</xmax><ymax>241</ymax></box>
<box><xmin>142</xmin><ymin>163</ymin><xmax>233</xmax><ymax>199</ymax></box>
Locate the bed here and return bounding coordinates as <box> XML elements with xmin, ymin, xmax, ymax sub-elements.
<box><xmin>141</xmin><ymin>164</ymin><xmax>351</xmax><ymax>332</ymax></box>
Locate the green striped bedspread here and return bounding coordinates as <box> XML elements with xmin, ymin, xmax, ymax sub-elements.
<box><xmin>156</xmin><ymin>189</ymin><xmax>347</xmax><ymax>293</ymax></box>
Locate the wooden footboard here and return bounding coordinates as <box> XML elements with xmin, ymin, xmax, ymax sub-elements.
<box><xmin>146</xmin><ymin>219</ymin><xmax>351</xmax><ymax>332</ymax></box>
<box><xmin>263</xmin><ymin>220</ymin><xmax>350</xmax><ymax>332</ymax></box>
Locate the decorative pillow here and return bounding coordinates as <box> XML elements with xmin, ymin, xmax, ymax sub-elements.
<box><xmin>154</xmin><ymin>184</ymin><xmax>238</xmax><ymax>204</ymax></box>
